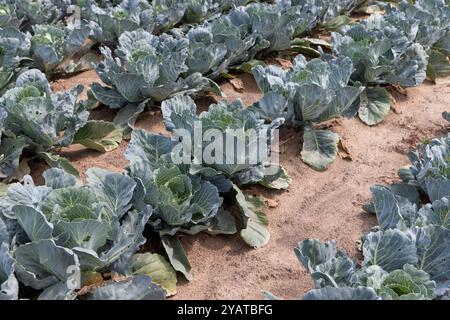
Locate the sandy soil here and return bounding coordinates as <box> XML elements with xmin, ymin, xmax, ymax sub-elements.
<box><xmin>49</xmin><ymin>68</ymin><xmax>450</xmax><ymax>300</ymax></box>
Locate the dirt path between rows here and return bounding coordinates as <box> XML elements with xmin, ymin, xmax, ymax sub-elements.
<box><xmin>50</xmin><ymin>70</ymin><xmax>450</xmax><ymax>300</ymax></box>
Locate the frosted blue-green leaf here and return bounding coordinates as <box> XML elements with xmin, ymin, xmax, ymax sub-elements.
<box><xmin>332</xmin><ymin>15</ymin><xmax>428</xmax><ymax>88</ymax></box>
<box><xmin>0</xmin><ymin>218</ymin><xmax>7</xmax><ymax>244</ymax></box>
<box><xmin>250</xmin><ymin>91</ymin><xmax>292</xmax><ymax>122</ymax></box>
<box><xmin>189</xmin><ymin>180</ymin><xmax>221</xmax><ymax>224</ymax></box>
<box><xmin>161</xmin><ymin>235</ymin><xmax>193</xmax><ymax>281</ymax></box>
<box><xmin>3</xmin><ymin>97</ymin><xmax>55</xmax><ymax>149</ymax></box>
<box><xmin>293</xmin><ymin>84</ymin><xmax>334</xmax><ymax>121</ymax></box>
<box><xmin>0</xmin><ymin>69</ymin><xmax>13</xmax><ymax>92</ymax></box>
<box><xmin>112</xmin><ymin>102</ymin><xmax>146</xmax><ymax>134</ymax></box>
<box><xmin>358</xmin><ymin>87</ymin><xmax>391</xmax><ymax>126</ymax></box>
<box><xmin>87</xmin><ymin>274</ymin><xmax>165</xmax><ymax>300</ymax></box>
<box><xmin>133</xmin><ymin>55</ymin><xmax>160</xmax><ymax>85</ymax></box>
<box><xmin>319</xmin><ymin>86</ymin><xmax>364</xmax><ymax>120</ymax></box>
<box><xmin>161</xmin><ymin>95</ymin><xmax>196</xmax><ymax>132</ymax></box>
<box><xmin>0</xmin><ymin>69</ymin><xmax>89</xmax><ymax>156</ymax></box>
<box><xmin>107</xmin><ymin>207</ymin><xmax>152</xmax><ymax>274</ymax></box>
<box><xmin>71</xmin><ymin>248</ymin><xmax>104</xmax><ymax>272</ymax></box>
<box><xmin>73</xmin><ymin>206</ymin><xmax>152</xmax><ymax>273</ymax></box>
<box><xmin>443</xmin><ymin>112</ymin><xmax>450</xmax><ymax>123</ymax></box>
<box><xmin>362</xmin><ymin>229</ymin><xmax>418</xmax><ymax>272</ymax></box>
<box><xmin>303</xmin><ymin>287</ymin><xmax>378</xmax><ymax>300</ymax></box>
<box><xmin>252</xmin><ymin>64</ymin><xmax>286</xmax><ymax>94</ymax></box>
<box><xmin>0</xmin><ymin>175</ymin><xmax>51</xmax><ymax>217</ymax></box>
<box><xmin>15</xmin><ymin>69</ymin><xmax>50</xmax><ymax>95</ymax></box>
<box><xmin>301</xmin><ymin>127</ymin><xmax>339</xmax><ymax>171</ymax></box>
<box><xmin>385</xmin><ymin>44</ymin><xmax>428</xmax><ymax>88</ymax></box>
<box><xmin>398</xmin><ymin>166</ymin><xmax>415</xmax><ymax>183</ymax></box>
<box><xmin>111</xmin><ymin>73</ymin><xmax>145</xmax><ymax>103</ymax></box>
<box><xmin>13</xmin><ymin>205</ymin><xmax>53</xmax><ymax>242</ymax></box>
<box><xmin>387</xmin><ymin>184</ymin><xmax>420</xmax><ymax>206</ymax></box>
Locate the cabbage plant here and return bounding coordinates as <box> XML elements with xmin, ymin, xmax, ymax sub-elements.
<box><xmin>185</xmin><ymin>7</ymin><xmax>270</xmax><ymax>79</ymax></box>
<box><xmin>125</xmin><ymin>129</ymin><xmax>237</xmax><ymax>280</ymax></box>
<box><xmin>30</xmin><ymin>24</ymin><xmax>95</xmax><ymax>77</ymax></box>
<box><xmin>266</xmin><ymin>133</ymin><xmax>450</xmax><ymax>300</ymax></box>
<box><xmin>252</xmin><ymin>55</ymin><xmax>363</xmax><ymax>170</ymax></box>
<box><xmin>0</xmin><ymin>167</ymin><xmax>165</xmax><ymax>300</ymax></box>
<box><xmin>384</xmin><ymin>0</ymin><xmax>450</xmax><ymax>83</ymax></box>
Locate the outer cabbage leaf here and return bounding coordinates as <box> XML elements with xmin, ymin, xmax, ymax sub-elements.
<box><xmin>30</xmin><ymin>24</ymin><xmax>93</xmax><ymax>77</ymax></box>
<box><xmin>0</xmin><ymin>69</ymin><xmax>89</xmax><ymax>152</ymax></box>
<box><xmin>295</xmin><ymin>239</ymin><xmax>356</xmax><ymax>288</ymax></box>
<box><xmin>87</xmin><ymin>274</ymin><xmax>165</xmax><ymax>300</ymax></box>
<box><xmin>14</xmin><ymin>239</ymin><xmax>80</xmax><ymax>291</ymax></box>
<box><xmin>161</xmin><ymin>95</ymin><xmax>287</xmax><ymax>187</ymax></box>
